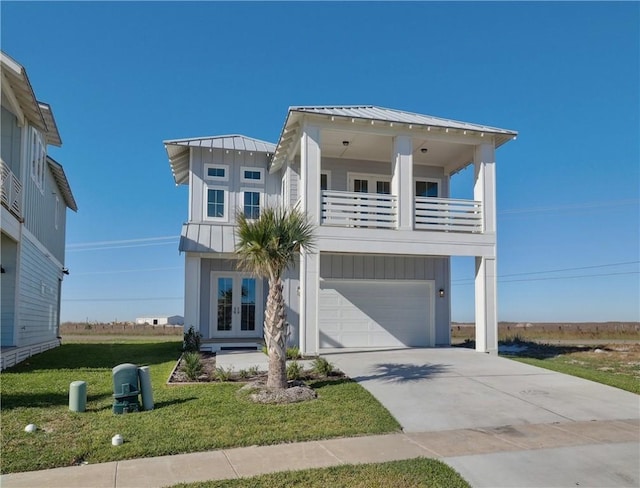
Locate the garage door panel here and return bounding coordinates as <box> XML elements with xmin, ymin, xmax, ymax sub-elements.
<box><xmin>319</xmin><ymin>280</ymin><xmax>433</xmax><ymax>348</ymax></box>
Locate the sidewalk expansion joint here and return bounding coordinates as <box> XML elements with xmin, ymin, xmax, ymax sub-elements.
<box><xmin>316</xmin><ymin>440</ymin><xmax>346</xmax><ymax>465</ymax></box>
<box><xmin>222</xmin><ymin>450</ymin><xmax>241</xmax><ymax>479</ymax></box>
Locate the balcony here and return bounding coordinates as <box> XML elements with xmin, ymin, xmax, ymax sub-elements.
<box><xmin>321</xmin><ymin>190</ymin><xmax>482</xmax><ymax>233</ymax></box>
<box><xmin>0</xmin><ymin>159</ymin><xmax>22</xmax><ymax>219</ymax></box>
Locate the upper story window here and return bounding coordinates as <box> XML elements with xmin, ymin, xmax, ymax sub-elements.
<box><xmin>415</xmin><ymin>179</ymin><xmax>440</xmax><ymax>198</ymax></box>
<box><xmin>240</xmin><ymin>167</ymin><xmax>264</xmax><ymax>184</ymax></box>
<box><xmin>205</xmin><ymin>186</ymin><xmax>228</xmax><ymax>221</ymax></box>
<box><xmin>29</xmin><ymin>127</ymin><xmax>46</xmax><ymax>192</ymax></box>
<box><xmin>243</xmin><ymin>190</ymin><xmax>261</xmax><ymax>220</ymax></box>
<box><xmin>205</xmin><ymin>164</ymin><xmax>228</xmax><ymax>181</ymax></box>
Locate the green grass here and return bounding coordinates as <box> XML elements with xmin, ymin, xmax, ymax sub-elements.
<box><xmin>509</xmin><ymin>356</ymin><xmax>639</xmax><ymax>394</ymax></box>
<box><xmin>170</xmin><ymin>458</ymin><xmax>470</xmax><ymax>488</ymax></box>
<box><xmin>0</xmin><ymin>341</ymin><xmax>400</xmax><ymax>474</ymax></box>
<box><xmin>501</xmin><ymin>342</ymin><xmax>640</xmax><ymax>394</ymax></box>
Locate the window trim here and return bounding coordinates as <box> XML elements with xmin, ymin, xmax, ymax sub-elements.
<box><xmin>414</xmin><ymin>178</ymin><xmax>441</xmax><ymax>198</ymax></box>
<box><xmin>30</xmin><ymin>127</ymin><xmax>46</xmax><ymax>193</ymax></box>
<box><xmin>240</xmin><ymin>188</ymin><xmax>263</xmax><ymax>220</ymax></box>
<box><xmin>203</xmin><ymin>185</ymin><xmax>229</xmax><ymax>222</ymax></box>
<box><xmin>240</xmin><ymin>166</ymin><xmax>265</xmax><ymax>184</ymax></box>
<box><xmin>347</xmin><ymin>172</ymin><xmax>392</xmax><ymax>194</ymax></box>
<box><xmin>54</xmin><ymin>195</ymin><xmax>60</xmax><ymax>230</ymax></box>
<box><xmin>204</xmin><ymin>163</ymin><xmax>229</xmax><ymax>182</ymax></box>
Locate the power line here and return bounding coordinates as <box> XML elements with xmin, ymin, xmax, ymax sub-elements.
<box><xmin>74</xmin><ymin>266</ymin><xmax>183</xmax><ymax>276</ymax></box>
<box><xmin>499</xmin><ymin>199</ymin><xmax>639</xmax><ymax>215</ymax></box>
<box><xmin>452</xmin><ymin>261</ymin><xmax>639</xmax><ymax>283</ymax></box>
<box><xmin>67</xmin><ymin>235</ymin><xmax>179</xmax><ymax>248</ymax></box>
<box><xmin>452</xmin><ymin>271</ymin><xmax>639</xmax><ymax>286</ymax></box>
<box><xmin>67</xmin><ymin>241</ymin><xmax>179</xmax><ymax>252</ymax></box>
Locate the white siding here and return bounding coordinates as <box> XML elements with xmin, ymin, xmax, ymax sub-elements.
<box><xmin>16</xmin><ymin>234</ymin><xmax>60</xmax><ymax>346</ymax></box>
<box><xmin>1</xmin><ymin>234</ymin><xmax>18</xmax><ymax>346</ymax></box>
<box><xmin>1</xmin><ymin>104</ymin><xmax>22</xmax><ymax>174</ymax></box>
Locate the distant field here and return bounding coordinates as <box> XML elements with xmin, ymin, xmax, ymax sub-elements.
<box><xmin>60</xmin><ymin>322</ymin><xmax>183</xmax><ymax>336</ymax></box>
<box><xmin>452</xmin><ymin>322</ymin><xmax>639</xmax><ymax>342</ymax></box>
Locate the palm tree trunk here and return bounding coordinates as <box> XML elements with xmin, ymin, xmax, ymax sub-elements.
<box><xmin>264</xmin><ymin>277</ymin><xmax>287</xmax><ymax>389</ymax></box>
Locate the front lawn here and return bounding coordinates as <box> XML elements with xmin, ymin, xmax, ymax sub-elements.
<box><xmin>171</xmin><ymin>458</ymin><xmax>470</xmax><ymax>488</ymax></box>
<box><xmin>0</xmin><ymin>341</ymin><xmax>400</xmax><ymax>474</ymax></box>
<box><xmin>502</xmin><ymin>342</ymin><xmax>640</xmax><ymax>394</ymax></box>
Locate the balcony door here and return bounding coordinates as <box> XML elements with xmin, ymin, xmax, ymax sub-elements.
<box><xmin>348</xmin><ymin>173</ymin><xmax>391</xmax><ymax>195</ymax></box>
<box><xmin>210</xmin><ymin>273</ymin><xmax>263</xmax><ymax>338</ymax></box>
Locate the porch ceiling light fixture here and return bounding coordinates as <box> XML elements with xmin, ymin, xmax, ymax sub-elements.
<box><xmin>421</xmin><ymin>148</ymin><xmax>428</xmax><ymax>154</ymax></box>
<box><xmin>0</xmin><ymin>265</ymin><xmax>5</xmax><ymax>273</ymax></box>
<box><xmin>342</xmin><ymin>140</ymin><xmax>349</xmax><ymax>147</ymax></box>
<box><xmin>439</xmin><ymin>289</ymin><xmax>445</xmax><ymax>298</ymax></box>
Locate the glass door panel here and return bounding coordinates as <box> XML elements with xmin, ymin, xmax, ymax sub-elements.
<box><xmin>217</xmin><ymin>277</ymin><xmax>233</xmax><ymax>331</ymax></box>
<box><xmin>240</xmin><ymin>278</ymin><xmax>256</xmax><ymax>331</ymax></box>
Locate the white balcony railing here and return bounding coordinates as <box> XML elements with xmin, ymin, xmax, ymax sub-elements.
<box><xmin>0</xmin><ymin>159</ymin><xmax>22</xmax><ymax>218</ymax></box>
<box><xmin>321</xmin><ymin>190</ymin><xmax>397</xmax><ymax>229</ymax></box>
<box><xmin>415</xmin><ymin>197</ymin><xmax>483</xmax><ymax>233</ymax></box>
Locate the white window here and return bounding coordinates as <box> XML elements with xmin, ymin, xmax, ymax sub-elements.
<box><xmin>415</xmin><ymin>178</ymin><xmax>440</xmax><ymax>198</ymax></box>
<box><xmin>240</xmin><ymin>167</ymin><xmax>264</xmax><ymax>184</ymax></box>
<box><xmin>242</xmin><ymin>190</ymin><xmax>261</xmax><ymax>220</ymax></box>
<box><xmin>204</xmin><ymin>164</ymin><xmax>228</xmax><ymax>181</ymax></box>
<box><xmin>204</xmin><ymin>186</ymin><xmax>228</xmax><ymax>221</ymax></box>
<box><xmin>347</xmin><ymin>173</ymin><xmax>391</xmax><ymax>195</ymax></box>
<box><xmin>29</xmin><ymin>127</ymin><xmax>46</xmax><ymax>191</ymax></box>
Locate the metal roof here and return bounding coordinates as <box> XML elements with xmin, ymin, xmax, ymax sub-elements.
<box><xmin>270</xmin><ymin>105</ymin><xmax>518</xmax><ymax>170</ymax></box>
<box><xmin>164</xmin><ymin>134</ymin><xmax>276</xmax><ymax>185</ymax></box>
<box><xmin>179</xmin><ymin>223</ymin><xmax>225</xmax><ymax>253</ymax></box>
<box><xmin>47</xmin><ymin>156</ymin><xmax>77</xmax><ymax>212</ymax></box>
<box><xmin>0</xmin><ymin>51</ymin><xmax>62</xmax><ymax>147</ymax></box>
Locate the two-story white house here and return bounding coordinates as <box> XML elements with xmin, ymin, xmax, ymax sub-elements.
<box><xmin>1</xmin><ymin>51</ymin><xmax>77</xmax><ymax>369</ymax></box>
<box><xmin>165</xmin><ymin>106</ymin><xmax>516</xmax><ymax>356</ymax></box>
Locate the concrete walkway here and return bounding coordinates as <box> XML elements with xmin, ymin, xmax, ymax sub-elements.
<box><xmin>2</xmin><ymin>419</ymin><xmax>637</xmax><ymax>488</ymax></box>
<box><xmin>2</xmin><ymin>348</ymin><xmax>639</xmax><ymax>487</ymax></box>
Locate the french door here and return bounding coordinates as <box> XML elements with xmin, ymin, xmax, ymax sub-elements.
<box><xmin>210</xmin><ymin>273</ymin><xmax>262</xmax><ymax>338</ymax></box>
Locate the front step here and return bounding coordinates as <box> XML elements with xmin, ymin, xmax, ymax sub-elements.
<box><xmin>200</xmin><ymin>342</ymin><xmax>263</xmax><ymax>353</ymax></box>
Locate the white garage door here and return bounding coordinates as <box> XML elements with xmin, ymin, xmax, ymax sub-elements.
<box><xmin>319</xmin><ymin>280</ymin><xmax>434</xmax><ymax>348</ymax></box>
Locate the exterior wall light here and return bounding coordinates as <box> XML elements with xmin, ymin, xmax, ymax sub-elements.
<box><xmin>439</xmin><ymin>289</ymin><xmax>445</xmax><ymax>298</ymax></box>
<box><xmin>0</xmin><ymin>265</ymin><xmax>5</xmax><ymax>273</ymax></box>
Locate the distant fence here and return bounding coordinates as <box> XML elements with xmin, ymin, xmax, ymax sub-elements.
<box><xmin>60</xmin><ymin>323</ymin><xmax>183</xmax><ymax>336</ymax></box>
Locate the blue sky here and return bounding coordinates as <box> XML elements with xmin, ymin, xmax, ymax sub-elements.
<box><xmin>2</xmin><ymin>1</ymin><xmax>638</xmax><ymax>323</ymax></box>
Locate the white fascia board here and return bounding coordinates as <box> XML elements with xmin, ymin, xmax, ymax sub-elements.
<box><xmin>315</xmin><ymin>226</ymin><xmax>496</xmax><ymax>258</ymax></box>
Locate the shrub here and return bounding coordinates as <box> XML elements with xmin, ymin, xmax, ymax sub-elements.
<box><xmin>248</xmin><ymin>365</ymin><xmax>260</xmax><ymax>376</ymax></box>
<box><xmin>287</xmin><ymin>360</ymin><xmax>304</xmax><ymax>380</ymax></box>
<box><xmin>183</xmin><ymin>326</ymin><xmax>202</xmax><ymax>352</ymax></box>
<box><xmin>312</xmin><ymin>357</ymin><xmax>334</xmax><ymax>377</ymax></box>
<box><xmin>182</xmin><ymin>352</ymin><xmax>203</xmax><ymax>381</ymax></box>
<box><xmin>238</xmin><ymin>369</ymin><xmax>249</xmax><ymax>379</ymax></box>
<box><xmin>286</xmin><ymin>347</ymin><xmax>301</xmax><ymax>360</ymax></box>
<box><xmin>215</xmin><ymin>366</ymin><xmax>233</xmax><ymax>382</ymax></box>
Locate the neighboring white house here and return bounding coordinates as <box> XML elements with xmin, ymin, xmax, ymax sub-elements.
<box><xmin>135</xmin><ymin>315</ymin><xmax>184</xmax><ymax>326</ymax></box>
<box><xmin>165</xmin><ymin>106</ymin><xmax>516</xmax><ymax>355</ymax></box>
<box><xmin>1</xmin><ymin>51</ymin><xmax>78</xmax><ymax>370</ymax></box>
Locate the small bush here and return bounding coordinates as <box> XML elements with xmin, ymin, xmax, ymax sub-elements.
<box><xmin>182</xmin><ymin>352</ymin><xmax>203</xmax><ymax>381</ymax></box>
<box><xmin>286</xmin><ymin>347</ymin><xmax>301</xmax><ymax>360</ymax></box>
<box><xmin>238</xmin><ymin>369</ymin><xmax>249</xmax><ymax>379</ymax></box>
<box><xmin>312</xmin><ymin>357</ymin><xmax>334</xmax><ymax>376</ymax></box>
<box><xmin>215</xmin><ymin>366</ymin><xmax>233</xmax><ymax>382</ymax></box>
<box><xmin>248</xmin><ymin>365</ymin><xmax>260</xmax><ymax>376</ymax></box>
<box><xmin>183</xmin><ymin>326</ymin><xmax>202</xmax><ymax>353</ymax></box>
<box><xmin>287</xmin><ymin>360</ymin><xmax>304</xmax><ymax>380</ymax></box>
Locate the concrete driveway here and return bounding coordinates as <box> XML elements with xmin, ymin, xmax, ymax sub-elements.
<box><xmin>323</xmin><ymin>347</ymin><xmax>640</xmax><ymax>487</ymax></box>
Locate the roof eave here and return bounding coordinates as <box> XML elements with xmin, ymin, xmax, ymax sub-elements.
<box><xmin>46</xmin><ymin>156</ymin><xmax>77</xmax><ymax>212</ymax></box>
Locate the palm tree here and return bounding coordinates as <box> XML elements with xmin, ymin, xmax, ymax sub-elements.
<box><xmin>235</xmin><ymin>206</ymin><xmax>315</xmax><ymax>389</ymax></box>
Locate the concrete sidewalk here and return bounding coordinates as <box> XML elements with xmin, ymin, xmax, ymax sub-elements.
<box><xmin>2</xmin><ymin>418</ymin><xmax>637</xmax><ymax>488</ymax></box>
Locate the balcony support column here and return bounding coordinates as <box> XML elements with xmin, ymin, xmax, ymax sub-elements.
<box><xmin>473</xmin><ymin>142</ymin><xmax>497</xmax><ymax>354</ymax></box>
<box><xmin>299</xmin><ymin>124</ymin><xmax>321</xmax><ymax>355</ymax></box>
<box><xmin>392</xmin><ymin>135</ymin><xmax>413</xmax><ymax>230</ymax></box>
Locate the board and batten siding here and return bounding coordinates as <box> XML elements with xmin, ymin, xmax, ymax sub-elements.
<box><xmin>1</xmin><ymin>104</ymin><xmax>22</xmax><ymax>174</ymax></box>
<box><xmin>190</xmin><ymin>147</ymin><xmax>281</xmax><ymax>226</ymax></box>
<box><xmin>319</xmin><ymin>253</ymin><xmax>451</xmax><ymax>345</ymax></box>
<box><xmin>16</xmin><ymin>234</ymin><xmax>61</xmax><ymax>347</ymax></box>
<box><xmin>21</xmin><ymin>130</ymin><xmax>67</xmax><ymax>264</ymax></box>
<box><xmin>1</xmin><ymin>234</ymin><xmax>18</xmax><ymax>346</ymax></box>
